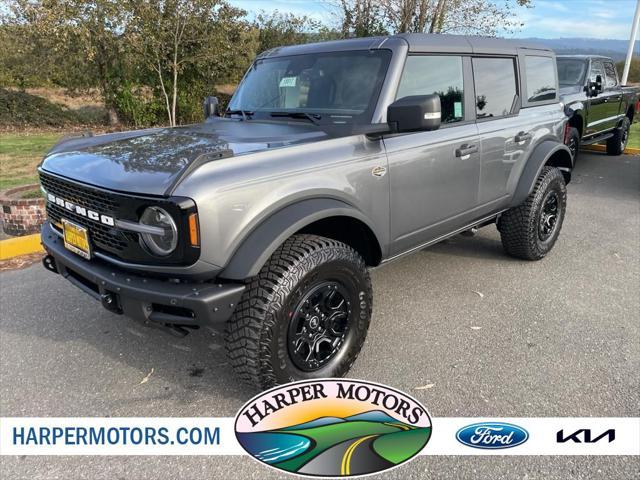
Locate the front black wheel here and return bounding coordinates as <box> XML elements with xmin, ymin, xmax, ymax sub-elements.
<box><xmin>606</xmin><ymin>117</ymin><xmax>630</xmax><ymax>156</ymax></box>
<box><xmin>498</xmin><ymin>166</ymin><xmax>567</xmax><ymax>260</ymax></box>
<box><xmin>225</xmin><ymin>234</ymin><xmax>372</xmax><ymax>390</ymax></box>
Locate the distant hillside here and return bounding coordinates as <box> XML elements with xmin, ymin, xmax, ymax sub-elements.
<box><xmin>521</xmin><ymin>38</ymin><xmax>639</xmax><ymax>61</ymax></box>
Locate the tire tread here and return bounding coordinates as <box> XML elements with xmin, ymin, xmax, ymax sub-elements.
<box><xmin>499</xmin><ymin>166</ymin><xmax>566</xmax><ymax>261</ymax></box>
<box><xmin>225</xmin><ymin>234</ymin><xmax>371</xmax><ymax>390</ymax></box>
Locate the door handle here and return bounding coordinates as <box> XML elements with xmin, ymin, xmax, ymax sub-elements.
<box><xmin>515</xmin><ymin>131</ymin><xmax>532</xmax><ymax>144</ymax></box>
<box><xmin>455</xmin><ymin>143</ymin><xmax>478</xmax><ymax>159</ymax></box>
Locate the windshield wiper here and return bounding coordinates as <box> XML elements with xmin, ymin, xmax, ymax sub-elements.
<box><xmin>225</xmin><ymin>109</ymin><xmax>254</xmax><ymax>120</ymax></box>
<box><xmin>270</xmin><ymin>112</ymin><xmax>322</xmax><ymax>125</ymax></box>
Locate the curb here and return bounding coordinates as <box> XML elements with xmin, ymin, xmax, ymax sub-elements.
<box><xmin>582</xmin><ymin>144</ymin><xmax>640</xmax><ymax>155</ymax></box>
<box><xmin>0</xmin><ymin>233</ymin><xmax>44</xmax><ymax>260</ymax></box>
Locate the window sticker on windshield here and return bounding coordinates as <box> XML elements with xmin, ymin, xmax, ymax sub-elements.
<box><xmin>279</xmin><ymin>77</ymin><xmax>297</xmax><ymax>88</ymax></box>
<box><xmin>454</xmin><ymin>102</ymin><xmax>462</xmax><ymax>118</ymax></box>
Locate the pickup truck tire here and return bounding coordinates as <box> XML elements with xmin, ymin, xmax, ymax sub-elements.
<box><xmin>567</xmin><ymin>127</ymin><xmax>580</xmax><ymax>162</ymax></box>
<box><xmin>225</xmin><ymin>234</ymin><xmax>373</xmax><ymax>390</ymax></box>
<box><xmin>498</xmin><ymin>166</ymin><xmax>567</xmax><ymax>260</ymax></box>
<box><xmin>606</xmin><ymin>117</ymin><xmax>630</xmax><ymax>156</ymax></box>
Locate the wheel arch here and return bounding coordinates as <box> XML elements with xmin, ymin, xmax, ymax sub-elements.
<box><xmin>568</xmin><ymin>110</ymin><xmax>584</xmax><ymax>138</ymax></box>
<box><xmin>218</xmin><ymin>198</ymin><xmax>383</xmax><ymax>280</ymax></box>
<box><xmin>509</xmin><ymin>141</ymin><xmax>572</xmax><ymax>208</ymax></box>
<box><xmin>626</xmin><ymin>103</ymin><xmax>635</xmax><ymax>123</ymax></box>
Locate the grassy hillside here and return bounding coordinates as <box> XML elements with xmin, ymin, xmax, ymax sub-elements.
<box><xmin>0</xmin><ymin>88</ymin><xmax>107</xmax><ymax>129</ymax></box>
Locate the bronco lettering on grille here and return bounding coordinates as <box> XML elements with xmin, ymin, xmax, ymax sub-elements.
<box><xmin>46</xmin><ymin>193</ymin><xmax>115</xmax><ymax>226</ymax></box>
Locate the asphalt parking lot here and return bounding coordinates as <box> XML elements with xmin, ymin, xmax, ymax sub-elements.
<box><xmin>1</xmin><ymin>151</ymin><xmax>639</xmax><ymax>479</ymax></box>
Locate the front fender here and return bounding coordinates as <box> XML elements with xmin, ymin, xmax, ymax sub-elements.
<box><xmin>219</xmin><ymin>198</ymin><xmax>382</xmax><ymax>280</ymax></box>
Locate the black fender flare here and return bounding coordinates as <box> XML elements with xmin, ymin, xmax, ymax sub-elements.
<box><xmin>219</xmin><ymin>198</ymin><xmax>381</xmax><ymax>280</ymax></box>
<box><xmin>509</xmin><ymin>141</ymin><xmax>572</xmax><ymax>208</ymax></box>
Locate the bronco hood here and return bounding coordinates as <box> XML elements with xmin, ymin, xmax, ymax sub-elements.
<box><xmin>40</xmin><ymin>119</ymin><xmax>328</xmax><ymax>196</ymax></box>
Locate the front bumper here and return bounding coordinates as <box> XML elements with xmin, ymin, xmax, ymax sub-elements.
<box><xmin>41</xmin><ymin>222</ymin><xmax>245</xmax><ymax>335</ymax></box>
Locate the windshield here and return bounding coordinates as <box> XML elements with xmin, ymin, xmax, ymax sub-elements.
<box><xmin>557</xmin><ymin>58</ymin><xmax>588</xmax><ymax>86</ymax></box>
<box><xmin>228</xmin><ymin>50</ymin><xmax>392</xmax><ymax>125</ymax></box>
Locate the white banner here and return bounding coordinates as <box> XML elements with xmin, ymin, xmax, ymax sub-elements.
<box><xmin>1</xmin><ymin>417</ymin><xmax>638</xmax><ymax>456</ymax></box>
<box><xmin>426</xmin><ymin>417</ymin><xmax>640</xmax><ymax>455</ymax></box>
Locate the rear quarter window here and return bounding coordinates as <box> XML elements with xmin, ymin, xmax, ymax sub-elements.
<box><xmin>603</xmin><ymin>62</ymin><xmax>619</xmax><ymax>88</ymax></box>
<box><xmin>524</xmin><ymin>56</ymin><xmax>557</xmax><ymax>103</ymax></box>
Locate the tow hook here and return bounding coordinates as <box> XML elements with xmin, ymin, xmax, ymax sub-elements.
<box><xmin>101</xmin><ymin>292</ymin><xmax>122</xmax><ymax>314</ymax></box>
<box><xmin>42</xmin><ymin>255</ymin><xmax>58</xmax><ymax>274</ymax></box>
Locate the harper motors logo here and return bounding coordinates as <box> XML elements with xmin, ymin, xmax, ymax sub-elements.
<box><xmin>46</xmin><ymin>193</ymin><xmax>114</xmax><ymax>226</ymax></box>
<box><xmin>234</xmin><ymin>379</ymin><xmax>432</xmax><ymax>477</ymax></box>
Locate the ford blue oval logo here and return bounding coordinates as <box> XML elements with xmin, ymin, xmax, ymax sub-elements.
<box><xmin>456</xmin><ymin>422</ymin><xmax>529</xmax><ymax>449</ymax></box>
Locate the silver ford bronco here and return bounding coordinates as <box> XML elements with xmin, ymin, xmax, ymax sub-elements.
<box><xmin>39</xmin><ymin>34</ymin><xmax>572</xmax><ymax>389</ymax></box>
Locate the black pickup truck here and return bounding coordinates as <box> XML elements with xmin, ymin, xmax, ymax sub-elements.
<box><xmin>557</xmin><ymin>55</ymin><xmax>639</xmax><ymax>159</ymax></box>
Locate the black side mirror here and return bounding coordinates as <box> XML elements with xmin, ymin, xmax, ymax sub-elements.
<box><xmin>387</xmin><ymin>94</ymin><xmax>441</xmax><ymax>133</ymax></box>
<box><xmin>203</xmin><ymin>96</ymin><xmax>219</xmax><ymax>118</ymax></box>
<box><xmin>595</xmin><ymin>74</ymin><xmax>603</xmax><ymax>91</ymax></box>
<box><xmin>587</xmin><ymin>74</ymin><xmax>603</xmax><ymax>97</ymax></box>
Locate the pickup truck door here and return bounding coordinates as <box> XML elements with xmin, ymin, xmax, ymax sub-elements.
<box><xmin>585</xmin><ymin>60</ymin><xmax>618</xmax><ymax>136</ymax></box>
<box><xmin>384</xmin><ymin>55</ymin><xmax>481</xmax><ymax>256</ymax></box>
<box><xmin>603</xmin><ymin>60</ymin><xmax>624</xmax><ymax>120</ymax></box>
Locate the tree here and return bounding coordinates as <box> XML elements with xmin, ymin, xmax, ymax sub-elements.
<box><xmin>254</xmin><ymin>10</ymin><xmax>323</xmax><ymax>53</ymax></box>
<box><xmin>335</xmin><ymin>0</ymin><xmax>389</xmax><ymax>37</ymax></box>
<box><xmin>127</xmin><ymin>0</ymin><xmax>256</xmax><ymax>126</ymax></box>
<box><xmin>6</xmin><ymin>0</ymin><xmax>130</xmax><ymax>124</ymax></box>
<box><xmin>332</xmin><ymin>0</ymin><xmax>531</xmax><ymax>37</ymax></box>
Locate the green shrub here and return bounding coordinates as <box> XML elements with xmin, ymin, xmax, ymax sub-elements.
<box><xmin>114</xmin><ymin>85</ymin><xmax>164</xmax><ymax>127</ymax></box>
<box><xmin>616</xmin><ymin>58</ymin><xmax>640</xmax><ymax>84</ymax></box>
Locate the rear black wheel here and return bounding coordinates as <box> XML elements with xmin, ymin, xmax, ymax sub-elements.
<box><xmin>606</xmin><ymin>117</ymin><xmax>630</xmax><ymax>156</ymax></box>
<box><xmin>498</xmin><ymin>166</ymin><xmax>567</xmax><ymax>260</ymax></box>
<box><xmin>225</xmin><ymin>234</ymin><xmax>372</xmax><ymax>390</ymax></box>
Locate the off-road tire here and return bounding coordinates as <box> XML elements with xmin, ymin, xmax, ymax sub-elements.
<box><xmin>225</xmin><ymin>234</ymin><xmax>373</xmax><ymax>390</ymax></box>
<box><xmin>498</xmin><ymin>166</ymin><xmax>567</xmax><ymax>260</ymax></box>
<box><xmin>567</xmin><ymin>126</ymin><xmax>580</xmax><ymax>163</ymax></box>
<box><xmin>606</xmin><ymin>117</ymin><xmax>630</xmax><ymax>156</ymax></box>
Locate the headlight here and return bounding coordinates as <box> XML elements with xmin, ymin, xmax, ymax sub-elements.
<box><xmin>139</xmin><ymin>207</ymin><xmax>178</xmax><ymax>256</ymax></box>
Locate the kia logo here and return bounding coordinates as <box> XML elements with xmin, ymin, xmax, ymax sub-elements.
<box><xmin>557</xmin><ymin>429</ymin><xmax>615</xmax><ymax>443</ymax></box>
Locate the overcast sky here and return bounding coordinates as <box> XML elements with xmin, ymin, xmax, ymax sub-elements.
<box><xmin>229</xmin><ymin>0</ymin><xmax>638</xmax><ymax>40</ymax></box>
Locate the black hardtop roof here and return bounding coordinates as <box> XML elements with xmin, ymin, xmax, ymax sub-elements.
<box><xmin>257</xmin><ymin>33</ymin><xmax>553</xmax><ymax>58</ymax></box>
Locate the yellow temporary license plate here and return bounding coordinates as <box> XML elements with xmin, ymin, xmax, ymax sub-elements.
<box><xmin>62</xmin><ymin>218</ymin><xmax>91</xmax><ymax>260</ymax></box>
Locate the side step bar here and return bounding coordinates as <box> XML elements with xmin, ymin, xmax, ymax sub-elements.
<box><xmin>581</xmin><ymin>132</ymin><xmax>614</xmax><ymax>146</ymax></box>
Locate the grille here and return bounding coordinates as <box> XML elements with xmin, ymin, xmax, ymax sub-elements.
<box><xmin>39</xmin><ymin>171</ymin><xmax>197</xmax><ymax>266</ymax></box>
<box><xmin>46</xmin><ymin>203</ymin><xmax>130</xmax><ymax>251</ymax></box>
<box><xmin>40</xmin><ymin>172</ymin><xmax>133</xmax><ymax>254</ymax></box>
<box><xmin>40</xmin><ymin>173</ymin><xmax>120</xmax><ymax>212</ymax></box>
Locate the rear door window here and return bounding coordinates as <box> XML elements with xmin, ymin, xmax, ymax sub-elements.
<box><xmin>603</xmin><ymin>62</ymin><xmax>619</xmax><ymax>89</ymax></box>
<box><xmin>472</xmin><ymin>57</ymin><xmax>518</xmax><ymax>119</ymax></box>
<box><xmin>396</xmin><ymin>55</ymin><xmax>465</xmax><ymax>124</ymax></box>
